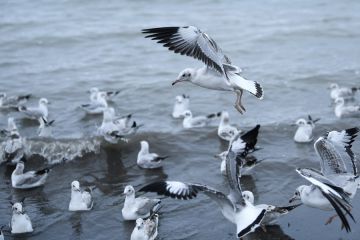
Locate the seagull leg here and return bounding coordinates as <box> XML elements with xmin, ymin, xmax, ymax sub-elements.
<box><xmin>234</xmin><ymin>90</ymin><xmax>245</xmax><ymax>113</ymax></box>
<box><xmin>325</xmin><ymin>207</ymin><xmax>352</xmax><ymax>226</ymax></box>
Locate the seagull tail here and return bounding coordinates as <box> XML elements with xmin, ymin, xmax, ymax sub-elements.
<box><xmin>223</xmin><ymin>64</ymin><xmax>263</xmax><ymax>99</ymax></box>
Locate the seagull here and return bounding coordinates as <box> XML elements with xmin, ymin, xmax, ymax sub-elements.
<box><xmin>242</xmin><ymin>191</ymin><xmax>301</xmax><ymax>226</ymax></box>
<box><xmin>81</xmin><ymin>92</ymin><xmax>108</xmax><ymax>114</ymax></box>
<box><xmin>137</xmin><ymin>141</ymin><xmax>169</xmax><ymax>169</ymax></box>
<box><xmin>215</xmin><ymin>152</ymin><xmax>262</xmax><ymax>177</ymax></box>
<box><xmin>10</xmin><ymin>199</ymin><xmax>33</xmax><ymax>234</ymax></box>
<box><xmin>0</xmin><ymin>92</ymin><xmax>31</xmax><ymax>109</ymax></box>
<box><xmin>38</xmin><ymin>117</ymin><xmax>55</xmax><ymax>137</ymax></box>
<box><xmin>140</xmin><ymin>141</ymin><xmax>269</xmax><ymax>239</ymax></box>
<box><xmin>98</xmin><ymin>108</ymin><xmax>129</xmax><ymax>143</ymax></box>
<box><xmin>182</xmin><ymin>110</ymin><xmax>221</xmax><ymax>129</ymax></box>
<box><xmin>217</xmin><ymin>111</ymin><xmax>241</xmax><ymax>141</ymax></box>
<box><xmin>1</xmin><ymin>118</ymin><xmax>26</xmax><ymax>165</ymax></box>
<box><xmin>11</xmin><ymin>161</ymin><xmax>50</xmax><ymax>189</ymax></box>
<box><xmin>18</xmin><ymin>98</ymin><xmax>49</xmax><ymax>120</ymax></box>
<box><xmin>122</xmin><ymin>185</ymin><xmax>161</xmax><ymax>221</ymax></box>
<box><xmin>329</xmin><ymin>83</ymin><xmax>359</xmax><ymax>101</ymax></box>
<box><xmin>334</xmin><ymin>97</ymin><xmax>360</xmax><ymax>118</ymax></box>
<box><xmin>289</xmin><ymin>127</ymin><xmax>360</xmax><ymax>232</ymax></box>
<box><xmin>142</xmin><ymin>26</ymin><xmax>264</xmax><ymax>114</ymax></box>
<box><xmin>131</xmin><ymin>205</ymin><xmax>161</xmax><ymax>240</ymax></box>
<box><xmin>69</xmin><ymin>180</ymin><xmax>94</xmax><ymax>211</ymax></box>
<box><xmin>88</xmin><ymin>87</ymin><xmax>120</xmax><ymax>103</ymax></box>
<box><xmin>293</xmin><ymin>115</ymin><xmax>320</xmax><ymax>143</ymax></box>
<box><xmin>172</xmin><ymin>94</ymin><xmax>190</xmax><ymax>118</ymax></box>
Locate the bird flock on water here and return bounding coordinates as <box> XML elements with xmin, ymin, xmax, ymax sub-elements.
<box><xmin>0</xmin><ymin>26</ymin><xmax>360</xmax><ymax>239</ymax></box>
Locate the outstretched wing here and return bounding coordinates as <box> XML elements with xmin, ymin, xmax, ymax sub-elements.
<box><xmin>139</xmin><ymin>181</ymin><xmax>234</xmax><ymax>210</ymax></box>
<box><xmin>231</xmin><ymin>125</ymin><xmax>260</xmax><ymax>156</ymax></box>
<box><xmin>327</xmin><ymin>128</ymin><xmax>359</xmax><ymax>175</ymax></box>
<box><xmin>296</xmin><ymin>168</ymin><xmax>354</xmax><ymax>232</ymax></box>
<box><xmin>142</xmin><ymin>26</ymin><xmax>231</xmax><ymax>74</ymax></box>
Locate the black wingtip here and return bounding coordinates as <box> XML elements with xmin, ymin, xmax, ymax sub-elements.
<box><xmin>237</xmin><ymin>209</ymin><xmax>266</xmax><ymax>238</ymax></box>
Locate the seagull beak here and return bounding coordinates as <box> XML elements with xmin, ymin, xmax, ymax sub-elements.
<box><xmin>172</xmin><ymin>79</ymin><xmax>182</xmax><ymax>86</ymax></box>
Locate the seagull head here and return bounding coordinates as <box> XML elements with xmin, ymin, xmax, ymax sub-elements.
<box><xmin>172</xmin><ymin>68</ymin><xmax>195</xmax><ymax>85</ymax></box>
<box><xmin>103</xmin><ymin>107</ymin><xmax>115</xmax><ymax>121</ymax></box>
<box><xmin>135</xmin><ymin>218</ymin><xmax>145</xmax><ymax>230</ymax></box>
<box><xmin>214</xmin><ymin>151</ymin><xmax>227</xmax><ymax>161</ymax></box>
<box><xmin>7</xmin><ymin>117</ymin><xmax>17</xmax><ymax>131</ymax></box>
<box><xmin>11</xmin><ymin>202</ymin><xmax>24</xmax><ymax>214</ymax></box>
<box><xmin>0</xmin><ymin>92</ymin><xmax>5</xmax><ymax>99</ymax></box>
<box><xmin>289</xmin><ymin>186</ymin><xmax>305</xmax><ymax>203</ymax></box>
<box><xmin>175</xmin><ymin>95</ymin><xmax>184</xmax><ymax>103</ymax></box>
<box><xmin>15</xmin><ymin>161</ymin><xmax>25</xmax><ymax>173</ymax></box>
<box><xmin>71</xmin><ymin>181</ymin><xmax>81</xmax><ymax>192</ymax></box>
<box><xmin>295</xmin><ymin>118</ymin><xmax>307</xmax><ymax>126</ymax></box>
<box><xmin>39</xmin><ymin>98</ymin><xmax>49</xmax><ymax>106</ymax></box>
<box><xmin>123</xmin><ymin>185</ymin><xmax>135</xmax><ymax>196</ymax></box>
<box><xmin>140</xmin><ymin>141</ymin><xmax>149</xmax><ymax>151</ymax></box>
<box><xmin>221</xmin><ymin>111</ymin><xmax>230</xmax><ymax>123</ymax></box>
<box><xmin>242</xmin><ymin>190</ymin><xmax>254</xmax><ymax>204</ymax></box>
<box><xmin>89</xmin><ymin>87</ymin><xmax>99</xmax><ymax>94</ymax></box>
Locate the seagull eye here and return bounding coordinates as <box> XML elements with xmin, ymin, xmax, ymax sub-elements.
<box><xmin>182</xmin><ymin>73</ymin><xmax>186</xmax><ymax>77</ymax></box>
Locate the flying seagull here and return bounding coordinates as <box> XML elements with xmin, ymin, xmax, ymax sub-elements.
<box><xmin>142</xmin><ymin>26</ymin><xmax>263</xmax><ymax>114</ymax></box>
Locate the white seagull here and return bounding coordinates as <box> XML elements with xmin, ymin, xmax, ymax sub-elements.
<box><xmin>140</xmin><ymin>144</ymin><xmax>269</xmax><ymax>238</ymax></box>
<box><xmin>142</xmin><ymin>26</ymin><xmax>264</xmax><ymax>114</ymax></box>
<box><xmin>182</xmin><ymin>110</ymin><xmax>220</xmax><ymax>129</ymax></box>
<box><xmin>69</xmin><ymin>180</ymin><xmax>94</xmax><ymax>211</ymax></box>
<box><xmin>293</xmin><ymin>115</ymin><xmax>320</xmax><ymax>143</ymax></box>
<box><xmin>131</xmin><ymin>205</ymin><xmax>161</xmax><ymax>240</ymax></box>
<box><xmin>38</xmin><ymin>117</ymin><xmax>55</xmax><ymax>137</ymax></box>
<box><xmin>137</xmin><ymin>141</ymin><xmax>169</xmax><ymax>169</ymax></box>
<box><xmin>1</xmin><ymin>118</ymin><xmax>26</xmax><ymax>165</ymax></box>
<box><xmin>11</xmin><ymin>161</ymin><xmax>50</xmax><ymax>189</ymax></box>
<box><xmin>0</xmin><ymin>92</ymin><xmax>31</xmax><ymax>109</ymax></box>
<box><xmin>289</xmin><ymin>127</ymin><xmax>360</xmax><ymax>232</ymax></box>
<box><xmin>334</xmin><ymin>97</ymin><xmax>360</xmax><ymax>118</ymax></box>
<box><xmin>10</xmin><ymin>199</ymin><xmax>33</xmax><ymax>234</ymax></box>
<box><xmin>81</xmin><ymin>92</ymin><xmax>108</xmax><ymax>114</ymax></box>
<box><xmin>242</xmin><ymin>191</ymin><xmax>301</xmax><ymax>226</ymax></box>
<box><xmin>122</xmin><ymin>185</ymin><xmax>161</xmax><ymax>221</ymax></box>
<box><xmin>18</xmin><ymin>98</ymin><xmax>49</xmax><ymax>120</ymax></box>
<box><xmin>217</xmin><ymin>111</ymin><xmax>241</xmax><ymax>141</ymax></box>
<box><xmin>88</xmin><ymin>87</ymin><xmax>120</xmax><ymax>103</ymax></box>
<box><xmin>329</xmin><ymin>83</ymin><xmax>359</xmax><ymax>101</ymax></box>
<box><xmin>172</xmin><ymin>94</ymin><xmax>190</xmax><ymax>118</ymax></box>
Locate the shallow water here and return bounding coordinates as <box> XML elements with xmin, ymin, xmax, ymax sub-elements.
<box><xmin>1</xmin><ymin>0</ymin><xmax>360</xmax><ymax>239</ymax></box>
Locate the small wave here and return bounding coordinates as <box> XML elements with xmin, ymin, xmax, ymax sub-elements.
<box><xmin>25</xmin><ymin>137</ymin><xmax>101</xmax><ymax>165</ymax></box>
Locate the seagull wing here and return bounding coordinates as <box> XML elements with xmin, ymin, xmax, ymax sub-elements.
<box><xmin>326</xmin><ymin>128</ymin><xmax>359</xmax><ymax>175</ymax></box>
<box><xmin>139</xmin><ymin>181</ymin><xmax>234</xmax><ymax>210</ymax></box>
<box><xmin>135</xmin><ymin>198</ymin><xmax>161</xmax><ymax>216</ymax></box>
<box><xmin>142</xmin><ymin>26</ymin><xmax>230</xmax><ymax>74</ymax></box>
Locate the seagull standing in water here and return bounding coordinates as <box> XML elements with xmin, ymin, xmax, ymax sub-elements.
<box><xmin>11</xmin><ymin>161</ymin><xmax>50</xmax><ymax>189</ymax></box>
<box><xmin>88</xmin><ymin>87</ymin><xmax>120</xmax><ymax>102</ymax></box>
<box><xmin>289</xmin><ymin>127</ymin><xmax>360</xmax><ymax>232</ymax></box>
<box><xmin>142</xmin><ymin>26</ymin><xmax>263</xmax><ymax>114</ymax></box>
<box><xmin>81</xmin><ymin>92</ymin><xmax>108</xmax><ymax>114</ymax></box>
<box><xmin>140</xmin><ymin>142</ymin><xmax>269</xmax><ymax>239</ymax></box>
<box><xmin>172</xmin><ymin>94</ymin><xmax>190</xmax><ymax>118</ymax></box>
<box><xmin>293</xmin><ymin>115</ymin><xmax>320</xmax><ymax>143</ymax></box>
<box><xmin>122</xmin><ymin>185</ymin><xmax>161</xmax><ymax>221</ymax></box>
<box><xmin>1</xmin><ymin>118</ymin><xmax>26</xmax><ymax>165</ymax></box>
<box><xmin>182</xmin><ymin>110</ymin><xmax>221</xmax><ymax>129</ymax></box>
<box><xmin>131</xmin><ymin>205</ymin><xmax>161</xmax><ymax>240</ymax></box>
<box><xmin>18</xmin><ymin>98</ymin><xmax>49</xmax><ymax>120</ymax></box>
<box><xmin>217</xmin><ymin>111</ymin><xmax>241</xmax><ymax>141</ymax></box>
<box><xmin>10</xmin><ymin>199</ymin><xmax>33</xmax><ymax>234</ymax></box>
<box><xmin>0</xmin><ymin>92</ymin><xmax>31</xmax><ymax>109</ymax></box>
<box><xmin>334</xmin><ymin>97</ymin><xmax>360</xmax><ymax>118</ymax></box>
<box><xmin>137</xmin><ymin>141</ymin><xmax>169</xmax><ymax>169</ymax></box>
<box><xmin>329</xmin><ymin>83</ymin><xmax>359</xmax><ymax>101</ymax></box>
<box><xmin>69</xmin><ymin>180</ymin><xmax>94</xmax><ymax>211</ymax></box>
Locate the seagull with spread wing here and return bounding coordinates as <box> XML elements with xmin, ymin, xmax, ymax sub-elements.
<box><xmin>140</xmin><ymin>140</ymin><xmax>269</xmax><ymax>239</ymax></box>
<box><xmin>289</xmin><ymin>127</ymin><xmax>360</xmax><ymax>232</ymax></box>
<box><xmin>142</xmin><ymin>26</ymin><xmax>263</xmax><ymax>114</ymax></box>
